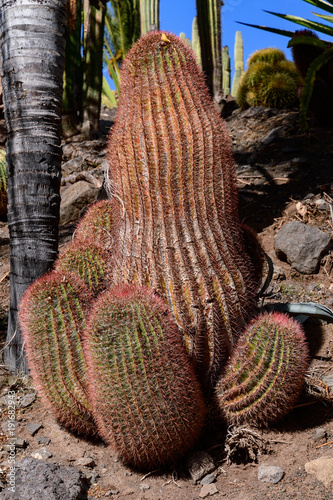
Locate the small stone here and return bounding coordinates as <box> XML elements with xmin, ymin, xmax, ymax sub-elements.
<box><xmin>140</xmin><ymin>483</ymin><xmax>150</xmax><ymax>491</ymax></box>
<box><xmin>273</xmin><ymin>265</ymin><xmax>286</xmax><ymax>281</ymax></box>
<box><xmin>322</xmin><ymin>374</ymin><xmax>333</xmax><ymax>388</ymax></box>
<box><xmin>311</xmin><ymin>427</ymin><xmax>327</xmax><ymax>442</ymax></box>
<box><xmin>37</xmin><ymin>436</ymin><xmax>51</xmax><ymax>445</ymax></box>
<box><xmin>200</xmin><ymin>472</ymin><xmax>216</xmax><ymax>485</ymax></box>
<box><xmin>15</xmin><ymin>438</ymin><xmax>27</xmax><ymax>448</ymax></box>
<box><xmin>75</xmin><ymin>456</ymin><xmax>96</xmax><ymax>468</ymax></box>
<box><xmin>27</xmin><ymin>422</ymin><xmax>43</xmax><ymax>436</ymax></box>
<box><xmin>274</xmin><ymin>221</ymin><xmax>332</xmax><ymax>274</ymax></box>
<box><xmin>305</xmin><ymin>457</ymin><xmax>333</xmax><ymax>488</ymax></box>
<box><xmin>1</xmin><ymin>420</ymin><xmax>17</xmax><ymax>434</ymax></box>
<box><xmin>291</xmin><ymin>157</ymin><xmax>308</xmax><ymax>167</ymax></box>
<box><xmin>186</xmin><ymin>450</ymin><xmax>216</xmax><ymax>483</ymax></box>
<box><xmin>100</xmin><ymin>467</ymin><xmax>108</xmax><ymax>474</ymax></box>
<box><xmin>31</xmin><ymin>447</ymin><xmax>53</xmax><ymax>460</ymax></box>
<box><xmin>260</xmin><ymin>126</ymin><xmax>284</xmax><ymax>146</ymax></box>
<box><xmin>106</xmin><ymin>485</ymin><xmax>120</xmax><ymax>495</ymax></box>
<box><xmin>258</xmin><ymin>464</ymin><xmax>284</xmax><ymax>484</ymax></box>
<box><xmin>199</xmin><ymin>483</ymin><xmax>219</xmax><ymax>498</ymax></box>
<box><xmin>122</xmin><ymin>488</ymin><xmax>135</xmax><ymax>496</ymax></box>
<box><xmin>315</xmin><ymin>199</ymin><xmax>329</xmax><ymax>211</ymax></box>
<box><xmin>18</xmin><ymin>393</ymin><xmax>37</xmax><ymax>408</ymax></box>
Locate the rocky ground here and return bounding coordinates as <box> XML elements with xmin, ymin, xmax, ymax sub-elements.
<box><xmin>0</xmin><ymin>105</ymin><xmax>332</xmax><ymax>499</ymax></box>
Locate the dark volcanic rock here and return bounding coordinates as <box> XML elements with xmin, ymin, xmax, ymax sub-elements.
<box><xmin>1</xmin><ymin>457</ymin><xmax>90</xmax><ymax>500</ymax></box>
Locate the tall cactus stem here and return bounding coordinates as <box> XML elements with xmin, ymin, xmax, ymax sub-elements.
<box><xmin>106</xmin><ymin>32</ymin><xmax>257</xmax><ymax>388</ymax></box>
<box><xmin>191</xmin><ymin>16</ymin><xmax>202</xmax><ymax>69</ymax></box>
<box><xmin>231</xmin><ymin>31</ymin><xmax>244</xmax><ymax>97</ymax></box>
<box><xmin>139</xmin><ymin>0</ymin><xmax>160</xmax><ymax>35</ymax></box>
<box><xmin>222</xmin><ymin>45</ymin><xmax>231</xmax><ymax>96</ymax></box>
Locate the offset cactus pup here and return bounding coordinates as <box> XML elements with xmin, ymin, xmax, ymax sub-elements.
<box><xmin>106</xmin><ymin>30</ymin><xmax>258</xmax><ymax>389</ymax></box>
<box><xmin>55</xmin><ymin>239</ymin><xmax>110</xmax><ymax>296</ymax></box>
<box><xmin>19</xmin><ymin>271</ymin><xmax>96</xmax><ymax>436</ymax></box>
<box><xmin>83</xmin><ymin>284</ymin><xmax>207</xmax><ymax>470</ymax></box>
<box><xmin>215</xmin><ymin>312</ymin><xmax>309</xmax><ymax>426</ymax></box>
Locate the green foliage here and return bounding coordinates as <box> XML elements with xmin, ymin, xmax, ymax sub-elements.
<box><xmin>84</xmin><ymin>284</ymin><xmax>206</xmax><ymax>469</ymax></box>
<box><xmin>216</xmin><ymin>312</ymin><xmax>309</xmax><ymax>426</ymax></box>
<box><xmin>236</xmin><ymin>48</ymin><xmax>301</xmax><ymax>109</ymax></box>
<box><xmin>0</xmin><ymin>149</ymin><xmax>7</xmax><ymax>217</ymax></box>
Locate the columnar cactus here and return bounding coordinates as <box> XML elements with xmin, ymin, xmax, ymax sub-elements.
<box><xmin>106</xmin><ymin>31</ymin><xmax>257</xmax><ymax>387</ymax></box>
<box><xmin>231</xmin><ymin>31</ymin><xmax>244</xmax><ymax>97</ymax></box>
<box><xmin>195</xmin><ymin>0</ymin><xmax>223</xmax><ymax>103</ymax></box>
<box><xmin>139</xmin><ymin>0</ymin><xmax>159</xmax><ymax>34</ymax></box>
<box><xmin>237</xmin><ymin>48</ymin><xmax>301</xmax><ymax>110</ymax></box>
<box><xmin>83</xmin><ymin>284</ymin><xmax>207</xmax><ymax>469</ymax></box>
<box><xmin>216</xmin><ymin>312</ymin><xmax>309</xmax><ymax>426</ymax></box>
<box><xmin>222</xmin><ymin>46</ymin><xmax>231</xmax><ymax>96</ymax></box>
<box><xmin>19</xmin><ymin>271</ymin><xmax>96</xmax><ymax>435</ymax></box>
<box><xmin>191</xmin><ymin>16</ymin><xmax>202</xmax><ymax>69</ymax></box>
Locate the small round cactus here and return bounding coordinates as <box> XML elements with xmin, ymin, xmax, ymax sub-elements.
<box><xmin>237</xmin><ymin>48</ymin><xmax>301</xmax><ymax>110</ymax></box>
<box><xmin>74</xmin><ymin>199</ymin><xmax>120</xmax><ymax>251</ymax></box>
<box><xmin>19</xmin><ymin>271</ymin><xmax>96</xmax><ymax>435</ymax></box>
<box><xmin>55</xmin><ymin>240</ymin><xmax>110</xmax><ymax>296</ymax></box>
<box><xmin>83</xmin><ymin>284</ymin><xmax>207</xmax><ymax>469</ymax></box>
<box><xmin>215</xmin><ymin>312</ymin><xmax>309</xmax><ymax>426</ymax></box>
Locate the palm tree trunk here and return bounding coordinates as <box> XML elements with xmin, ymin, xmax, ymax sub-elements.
<box><xmin>0</xmin><ymin>0</ymin><xmax>66</xmax><ymax>373</ymax></box>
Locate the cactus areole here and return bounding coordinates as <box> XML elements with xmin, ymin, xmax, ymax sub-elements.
<box><xmin>106</xmin><ymin>32</ymin><xmax>257</xmax><ymax>387</ymax></box>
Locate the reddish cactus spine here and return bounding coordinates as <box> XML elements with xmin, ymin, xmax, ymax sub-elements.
<box><xmin>55</xmin><ymin>240</ymin><xmax>110</xmax><ymax>296</ymax></box>
<box><xmin>216</xmin><ymin>312</ymin><xmax>309</xmax><ymax>426</ymax></box>
<box><xmin>19</xmin><ymin>271</ymin><xmax>96</xmax><ymax>435</ymax></box>
<box><xmin>106</xmin><ymin>31</ymin><xmax>257</xmax><ymax>387</ymax></box>
<box><xmin>83</xmin><ymin>284</ymin><xmax>207</xmax><ymax>469</ymax></box>
<box><xmin>74</xmin><ymin>199</ymin><xmax>120</xmax><ymax>252</ymax></box>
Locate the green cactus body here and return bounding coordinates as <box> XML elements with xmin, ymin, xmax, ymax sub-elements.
<box><xmin>0</xmin><ymin>149</ymin><xmax>7</xmax><ymax>217</ymax></box>
<box><xmin>216</xmin><ymin>312</ymin><xmax>309</xmax><ymax>426</ymax></box>
<box><xmin>139</xmin><ymin>0</ymin><xmax>159</xmax><ymax>34</ymax></box>
<box><xmin>107</xmin><ymin>31</ymin><xmax>257</xmax><ymax>387</ymax></box>
<box><xmin>236</xmin><ymin>48</ymin><xmax>301</xmax><ymax>110</ymax></box>
<box><xmin>195</xmin><ymin>0</ymin><xmax>223</xmax><ymax>101</ymax></box>
<box><xmin>231</xmin><ymin>31</ymin><xmax>244</xmax><ymax>97</ymax></box>
<box><xmin>74</xmin><ymin>199</ymin><xmax>120</xmax><ymax>251</ymax></box>
<box><xmin>19</xmin><ymin>271</ymin><xmax>96</xmax><ymax>435</ymax></box>
<box><xmin>55</xmin><ymin>240</ymin><xmax>110</xmax><ymax>296</ymax></box>
<box><xmin>222</xmin><ymin>46</ymin><xmax>231</xmax><ymax>96</ymax></box>
<box><xmin>83</xmin><ymin>284</ymin><xmax>207</xmax><ymax>469</ymax></box>
<box><xmin>191</xmin><ymin>16</ymin><xmax>202</xmax><ymax>69</ymax></box>
<box><xmin>179</xmin><ymin>32</ymin><xmax>191</xmax><ymax>47</ymax></box>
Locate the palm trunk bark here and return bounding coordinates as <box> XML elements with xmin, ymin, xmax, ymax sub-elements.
<box><xmin>0</xmin><ymin>0</ymin><xmax>66</xmax><ymax>373</ymax></box>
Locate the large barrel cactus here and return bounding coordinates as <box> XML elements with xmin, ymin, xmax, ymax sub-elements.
<box><xmin>106</xmin><ymin>31</ymin><xmax>257</xmax><ymax>387</ymax></box>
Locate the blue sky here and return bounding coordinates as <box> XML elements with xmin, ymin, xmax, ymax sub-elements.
<box><xmin>104</xmin><ymin>1</ymin><xmax>328</xmax><ymax>86</ymax></box>
<box><xmin>160</xmin><ymin>0</ymin><xmax>325</xmax><ymax>74</ymax></box>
